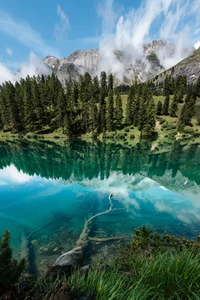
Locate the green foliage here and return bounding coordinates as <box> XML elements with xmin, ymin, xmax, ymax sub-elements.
<box><xmin>0</xmin><ymin>71</ymin><xmax>199</xmax><ymax>139</ymax></box>
<box><xmin>156</xmin><ymin>100</ymin><xmax>163</xmax><ymax>115</ymax></box>
<box><xmin>114</xmin><ymin>91</ymin><xmax>123</xmax><ymax>128</ymax></box>
<box><xmin>169</xmin><ymin>93</ymin><xmax>178</xmax><ymax>117</ymax></box>
<box><xmin>0</xmin><ymin>229</ymin><xmax>25</xmax><ymax>288</ymax></box>
<box><xmin>67</xmin><ymin>226</ymin><xmax>200</xmax><ymax>300</ymax></box>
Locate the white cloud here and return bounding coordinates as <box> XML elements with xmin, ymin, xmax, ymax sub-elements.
<box><xmin>194</xmin><ymin>41</ymin><xmax>200</xmax><ymax>49</ymax></box>
<box><xmin>97</xmin><ymin>0</ymin><xmax>200</xmax><ymax>77</ymax></box>
<box><xmin>0</xmin><ymin>52</ymin><xmax>51</xmax><ymax>85</ymax></box>
<box><xmin>0</xmin><ymin>164</ymin><xmax>36</xmax><ymax>184</ymax></box>
<box><xmin>6</xmin><ymin>47</ymin><xmax>12</xmax><ymax>56</ymax></box>
<box><xmin>54</xmin><ymin>4</ymin><xmax>70</xmax><ymax>40</ymax></box>
<box><xmin>0</xmin><ymin>10</ymin><xmax>59</xmax><ymax>57</ymax></box>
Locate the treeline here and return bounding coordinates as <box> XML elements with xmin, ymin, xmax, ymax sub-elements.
<box><xmin>0</xmin><ymin>72</ymin><xmax>156</xmax><ymax>137</ymax></box>
<box><xmin>0</xmin><ymin>140</ymin><xmax>199</xmax><ymax>184</ymax></box>
<box><xmin>0</xmin><ymin>72</ymin><xmax>199</xmax><ymax>136</ymax></box>
<box><xmin>153</xmin><ymin>75</ymin><xmax>200</xmax><ymax>131</ymax></box>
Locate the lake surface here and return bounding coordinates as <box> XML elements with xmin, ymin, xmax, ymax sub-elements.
<box><xmin>0</xmin><ymin>139</ymin><xmax>200</xmax><ymax>274</ymax></box>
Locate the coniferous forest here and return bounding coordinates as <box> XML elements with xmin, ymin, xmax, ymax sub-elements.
<box><xmin>1</xmin><ymin>71</ymin><xmax>199</xmax><ymax>139</ymax></box>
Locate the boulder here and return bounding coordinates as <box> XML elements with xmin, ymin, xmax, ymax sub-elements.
<box><xmin>53</xmin><ymin>246</ymin><xmax>83</xmax><ymax>268</ymax></box>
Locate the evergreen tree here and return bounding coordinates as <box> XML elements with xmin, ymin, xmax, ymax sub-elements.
<box><xmin>92</xmin><ymin>76</ymin><xmax>100</xmax><ymax>103</ymax></box>
<box><xmin>22</xmin><ymin>76</ymin><xmax>35</xmax><ymax>130</ymax></box>
<box><xmin>0</xmin><ymin>229</ymin><xmax>25</xmax><ymax>288</ymax></box>
<box><xmin>156</xmin><ymin>100</ymin><xmax>163</xmax><ymax>115</ymax></box>
<box><xmin>106</xmin><ymin>89</ymin><xmax>114</xmax><ymax>131</ymax></box>
<box><xmin>142</xmin><ymin>98</ymin><xmax>156</xmax><ymax>137</ymax></box>
<box><xmin>115</xmin><ymin>91</ymin><xmax>123</xmax><ymax>128</ymax></box>
<box><xmin>194</xmin><ymin>76</ymin><xmax>200</xmax><ymax>98</ymax></box>
<box><xmin>125</xmin><ymin>86</ymin><xmax>134</xmax><ymax>125</ymax></box>
<box><xmin>163</xmin><ymin>75</ymin><xmax>170</xmax><ymax>96</ymax></box>
<box><xmin>162</xmin><ymin>94</ymin><xmax>170</xmax><ymax>115</ymax></box>
<box><xmin>169</xmin><ymin>93</ymin><xmax>178</xmax><ymax>117</ymax></box>
<box><xmin>98</xmin><ymin>72</ymin><xmax>107</xmax><ymax>132</ymax></box>
<box><xmin>89</xmin><ymin>97</ymin><xmax>98</xmax><ymax>134</ymax></box>
<box><xmin>107</xmin><ymin>74</ymin><xmax>114</xmax><ymax>91</ymax></box>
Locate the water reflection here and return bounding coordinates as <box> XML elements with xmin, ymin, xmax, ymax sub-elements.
<box><xmin>0</xmin><ymin>139</ymin><xmax>200</xmax><ymax>271</ymax></box>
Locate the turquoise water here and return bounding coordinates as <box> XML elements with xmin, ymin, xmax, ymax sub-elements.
<box><xmin>0</xmin><ymin>139</ymin><xmax>200</xmax><ymax>273</ymax></box>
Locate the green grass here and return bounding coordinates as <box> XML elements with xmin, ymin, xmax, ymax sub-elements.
<box><xmin>67</xmin><ymin>251</ymin><xmax>200</xmax><ymax>300</ymax></box>
<box><xmin>66</xmin><ymin>226</ymin><xmax>200</xmax><ymax>299</ymax></box>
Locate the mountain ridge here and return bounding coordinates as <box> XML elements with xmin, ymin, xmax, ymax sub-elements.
<box><xmin>43</xmin><ymin>40</ymin><xmax>196</xmax><ymax>85</ymax></box>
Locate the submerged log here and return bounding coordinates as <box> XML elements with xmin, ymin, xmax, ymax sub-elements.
<box><xmin>53</xmin><ymin>194</ymin><xmax>129</xmax><ymax>271</ymax></box>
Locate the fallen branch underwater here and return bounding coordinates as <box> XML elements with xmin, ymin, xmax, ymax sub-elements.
<box><xmin>74</xmin><ymin>193</ymin><xmax>129</xmax><ymax>248</ymax></box>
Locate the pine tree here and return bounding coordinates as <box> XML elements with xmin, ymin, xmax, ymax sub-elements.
<box><xmin>156</xmin><ymin>100</ymin><xmax>163</xmax><ymax>115</ymax></box>
<box><xmin>115</xmin><ymin>91</ymin><xmax>123</xmax><ymax>128</ymax></box>
<box><xmin>194</xmin><ymin>76</ymin><xmax>200</xmax><ymax>98</ymax></box>
<box><xmin>0</xmin><ymin>229</ymin><xmax>25</xmax><ymax>288</ymax></box>
<box><xmin>142</xmin><ymin>98</ymin><xmax>156</xmax><ymax>137</ymax></box>
<box><xmin>162</xmin><ymin>94</ymin><xmax>170</xmax><ymax>115</ymax></box>
<box><xmin>107</xmin><ymin>74</ymin><xmax>114</xmax><ymax>91</ymax></box>
<box><xmin>89</xmin><ymin>97</ymin><xmax>98</xmax><ymax>134</ymax></box>
<box><xmin>169</xmin><ymin>93</ymin><xmax>178</xmax><ymax>117</ymax></box>
<box><xmin>106</xmin><ymin>89</ymin><xmax>114</xmax><ymax>131</ymax></box>
<box><xmin>92</xmin><ymin>76</ymin><xmax>100</xmax><ymax>103</ymax></box>
<box><xmin>98</xmin><ymin>72</ymin><xmax>107</xmax><ymax>132</ymax></box>
<box><xmin>125</xmin><ymin>86</ymin><xmax>134</xmax><ymax>125</ymax></box>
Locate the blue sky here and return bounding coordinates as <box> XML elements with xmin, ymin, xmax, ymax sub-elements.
<box><xmin>0</xmin><ymin>0</ymin><xmax>200</xmax><ymax>72</ymax></box>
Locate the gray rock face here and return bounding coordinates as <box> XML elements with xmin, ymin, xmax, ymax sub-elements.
<box><xmin>43</xmin><ymin>40</ymin><xmax>196</xmax><ymax>85</ymax></box>
<box><xmin>155</xmin><ymin>48</ymin><xmax>200</xmax><ymax>84</ymax></box>
<box><xmin>67</xmin><ymin>49</ymin><xmax>99</xmax><ymax>71</ymax></box>
<box><xmin>53</xmin><ymin>247</ymin><xmax>83</xmax><ymax>268</ymax></box>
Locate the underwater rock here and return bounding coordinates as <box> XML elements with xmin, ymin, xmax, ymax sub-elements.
<box><xmin>53</xmin><ymin>246</ymin><xmax>83</xmax><ymax>268</ymax></box>
<box><xmin>31</xmin><ymin>239</ymin><xmax>38</xmax><ymax>246</ymax></box>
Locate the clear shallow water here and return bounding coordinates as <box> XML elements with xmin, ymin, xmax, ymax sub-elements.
<box><xmin>0</xmin><ymin>139</ymin><xmax>200</xmax><ymax>273</ymax></box>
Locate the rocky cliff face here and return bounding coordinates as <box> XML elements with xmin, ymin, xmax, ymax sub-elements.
<box><xmin>43</xmin><ymin>40</ymin><xmax>195</xmax><ymax>85</ymax></box>
<box><xmin>154</xmin><ymin>48</ymin><xmax>200</xmax><ymax>84</ymax></box>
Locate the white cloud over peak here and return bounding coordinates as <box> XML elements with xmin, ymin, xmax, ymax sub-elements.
<box><xmin>0</xmin><ymin>52</ymin><xmax>51</xmax><ymax>85</ymax></box>
<box><xmin>97</xmin><ymin>0</ymin><xmax>200</xmax><ymax>77</ymax></box>
<box><xmin>54</xmin><ymin>4</ymin><xmax>70</xmax><ymax>40</ymax></box>
<box><xmin>194</xmin><ymin>41</ymin><xmax>200</xmax><ymax>49</ymax></box>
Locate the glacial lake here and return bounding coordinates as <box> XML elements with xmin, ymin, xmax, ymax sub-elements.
<box><xmin>0</xmin><ymin>139</ymin><xmax>200</xmax><ymax>274</ymax></box>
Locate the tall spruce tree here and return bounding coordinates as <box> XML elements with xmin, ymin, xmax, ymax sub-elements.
<box><xmin>106</xmin><ymin>89</ymin><xmax>114</xmax><ymax>131</ymax></box>
<box><xmin>107</xmin><ymin>74</ymin><xmax>114</xmax><ymax>91</ymax></box>
<box><xmin>98</xmin><ymin>72</ymin><xmax>107</xmax><ymax>132</ymax></box>
<box><xmin>156</xmin><ymin>100</ymin><xmax>163</xmax><ymax>115</ymax></box>
<box><xmin>169</xmin><ymin>92</ymin><xmax>178</xmax><ymax>117</ymax></box>
<box><xmin>162</xmin><ymin>94</ymin><xmax>170</xmax><ymax>115</ymax></box>
<box><xmin>114</xmin><ymin>91</ymin><xmax>123</xmax><ymax>128</ymax></box>
<box><xmin>125</xmin><ymin>86</ymin><xmax>134</xmax><ymax>125</ymax></box>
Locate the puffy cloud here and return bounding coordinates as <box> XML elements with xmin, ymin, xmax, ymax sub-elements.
<box><xmin>97</xmin><ymin>0</ymin><xmax>200</xmax><ymax>77</ymax></box>
<box><xmin>0</xmin><ymin>52</ymin><xmax>51</xmax><ymax>85</ymax></box>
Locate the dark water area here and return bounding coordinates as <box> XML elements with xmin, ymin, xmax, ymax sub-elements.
<box><xmin>0</xmin><ymin>139</ymin><xmax>200</xmax><ymax>273</ymax></box>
